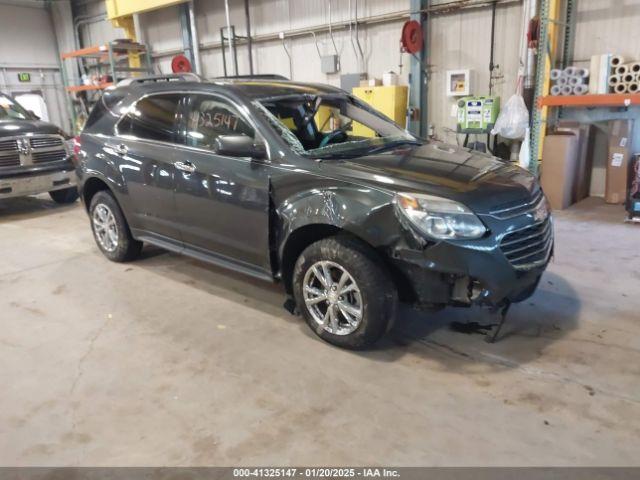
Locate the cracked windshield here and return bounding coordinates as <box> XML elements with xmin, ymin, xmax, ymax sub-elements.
<box><xmin>257</xmin><ymin>94</ymin><xmax>420</xmax><ymax>159</ymax></box>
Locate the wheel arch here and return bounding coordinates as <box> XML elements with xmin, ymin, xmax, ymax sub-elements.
<box><xmin>279</xmin><ymin>223</ymin><xmax>343</xmax><ymax>295</ymax></box>
<box><xmin>279</xmin><ymin>223</ymin><xmax>418</xmax><ymax>305</ymax></box>
<box><xmin>273</xmin><ymin>186</ymin><xmax>418</xmax><ymax>302</ymax></box>
<box><xmin>82</xmin><ymin>176</ymin><xmax>112</xmax><ymax>213</ymax></box>
<box><xmin>274</xmin><ymin>186</ymin><xmax>393</xmax><ymax>294</ymax></box>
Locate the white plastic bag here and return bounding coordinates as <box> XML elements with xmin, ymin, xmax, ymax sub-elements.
<box><xmin>518</xmin><ymin>128</ymin><xmax>531</xmax><ymax>170</ymax></box>
<box><xmin>491</xmin><ymin>94</ymin><xmax>529</xmax><ymax>140</ymax></box>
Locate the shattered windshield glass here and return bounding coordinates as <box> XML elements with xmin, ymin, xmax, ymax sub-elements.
<box><xmin>255</xmin><ymin>93</ymin><xmax>420</xmax><ymax>159</ymax></box>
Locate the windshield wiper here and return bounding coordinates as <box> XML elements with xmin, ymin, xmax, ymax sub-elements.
<box><xmin>309</xmin><ymin>140</ymin><xmax>422</xmax><ymax>160</ymax></box>
<box><xmin>309</xmin><ymin>152</ymin><xmax>364</xmax><ymax>160</ymax></box>
<box><xmin>365</xmin><ymin>139</ymin><xmax>422</xmax><ymax>155</ymax></box>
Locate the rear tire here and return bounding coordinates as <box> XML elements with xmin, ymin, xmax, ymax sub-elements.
<box><xmin>49</xmin><ymin>187</ymin><xmax>79</xmax><ymax>204</ymax></box>
<box><xmin>293</xmin><ymin>236</ymin><xmax>398</xmax><ymax>349</ymax></box>
<box><xmin>89</xmin><ymin>191</ymin><xmax>142</xmax><ymax>262</ymax></box>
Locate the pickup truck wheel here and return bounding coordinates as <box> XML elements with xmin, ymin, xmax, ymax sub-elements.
<box><xmin>89</xmin><ymin>191</ymin><xmax>142</xmax><ymax>262</ymax></box>
<box><xmin>49</xmin><ymin>187</ymin><xmax>79</xmax><ymax>204</ymax></box>
<box><xmin>293</xmin><ymin>236</ymin><xmax>398</xmax><ymax>349</ymax></box>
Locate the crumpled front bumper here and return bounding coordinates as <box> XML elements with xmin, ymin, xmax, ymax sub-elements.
<box><xmin>389</xmin><ymin>214</ymin><xmax>553</xmax><ymax>307</ymax></box>
<box><xmin>0</xmin><ymin>168</ymin><xmax>76</xmax><ymax>199</ymax></box>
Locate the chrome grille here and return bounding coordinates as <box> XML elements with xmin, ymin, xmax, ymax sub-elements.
<box><xmin>0</xmin><ymin>134</ymin><xmax>67</xmax><ymax>169</ymax></box>
<box><xmin>30</xmin><ymin>136</ymin><xmax>64</xmax><ymax>149</ymax></box>
<box><xmin>500</xmin><ymin>218</ymin><xmax>553</xmax><ymax>270</ymax></box>
<box><xmin>0</xmin><ymin>154</ymin><xmax>20</xmax><ymax>167</ymax></box>
<box><xmin>490</xmin><ymin>188</ymin><xmax>544</xmax><ymax>219</ymax></box>
<box><xmin>0</xmin><ymin>138</ymin><xmax>19</xmax><ymax>167</ymax></box>
<box><xmin>32</xmin><ymin>150</ymin><xmax>67</xmax><ymax>164</ymax></box>
<box><xmin>0</xmin><ymin>138</ymin><xmax>18</xmax><ymax>154</ymax></box>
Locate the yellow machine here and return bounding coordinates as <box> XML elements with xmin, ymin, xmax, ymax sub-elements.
<box><xmin>351</xmin><ymin>86</ymin><xmax>408</xmax><ymax>137</ymax></box>
<box><xmin>105</xmin><ymin>0</ymin><xmax>189</xmax><ymax>68</ymax></box>
<box><xmin>105</xmin><ymin>0</ymin><xmax>187</xmax><ymax>18</ymax></box>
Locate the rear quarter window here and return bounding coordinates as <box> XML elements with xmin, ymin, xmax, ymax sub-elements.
<box><xmin>83</xmin><ymin>89</ymin><xmax>128</xmax><ymax>131</ymax></box>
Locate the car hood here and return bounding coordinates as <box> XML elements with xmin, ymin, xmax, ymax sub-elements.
<box><xmin>323</xmin><ymin>142</ymin><xmax>539</xmax><ymax>215</ymax></box>
<box><xmin>0</xmin><ymin>119</ymin><xmax>66</xmax><ymax>137</ymax></box>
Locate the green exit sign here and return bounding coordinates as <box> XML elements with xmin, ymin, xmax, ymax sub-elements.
<box><xmin>18</xmin><ymin>73</ymin><xmax>31</xmax><ymax>82</ymax></box>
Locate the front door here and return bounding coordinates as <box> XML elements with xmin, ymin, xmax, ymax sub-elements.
<box><xmin>173</xmin><ymin>93</ymin><xmax>271</xmax><ymax>273</ymax></box>
<box><xmin>111</xmin><ymin>93</ymin><xmax>185</xmax><ymax>242</ymax></box>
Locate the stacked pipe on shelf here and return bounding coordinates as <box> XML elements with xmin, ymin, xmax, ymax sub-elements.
<box><xmin>608</xmin><ymin>56</ymin><xmax>640</xmax><ymax>94</ymax></box>
<box><xmin>550</xmin><ymin>66</ymin><xmax>589</xmax><ymax>96</ymax></box>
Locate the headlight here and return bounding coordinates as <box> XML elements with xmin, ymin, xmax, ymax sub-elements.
<box><xmin>394</xmin><ymin>192</ymin><xmax>486</xmax><ymax>240</ymax></box>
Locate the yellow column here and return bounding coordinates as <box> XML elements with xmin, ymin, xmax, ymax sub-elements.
<box><xmin>111</xmin><ymin>16</ymin><xmax>141</xmax><ymax>70</ymax></box>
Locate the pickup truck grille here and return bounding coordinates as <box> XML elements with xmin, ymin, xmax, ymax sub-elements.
<box><xmin>0</xmin><ymin>134</ymin><xmax>67</xmax><ymax>169</ymax></box>
<box><xmin>500</xmin><ymin>218</ymin><xmax>553</xmax><ymax>270</ymax></box>
<box><xmin>30</xmin><ymin>136</ymin><xmax>64</xmax><ymax>149</ymax></box>
<box><xmin>0</xmin><ymin>154</ymin><xmax>20</xmax><ymax>167</ymax></box>
<box><xmin>0</xmin><ymin>138</ymin><xmax>18</xmax><ymax>153</ymax></box>
<box><xmin>32</xmin><ymin>150</ymin><xmax>67</xmax><ymax>163</ymax></box>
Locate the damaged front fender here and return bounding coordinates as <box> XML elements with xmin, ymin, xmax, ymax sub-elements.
<box><xmin>275</xmin><ymin>185</ymin><xmax>401</xmax><ymax>259</ymax></box>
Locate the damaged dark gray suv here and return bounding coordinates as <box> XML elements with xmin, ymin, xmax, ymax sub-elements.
<box><xmin>76</xmin><ymin>74</ymin><xmax>553</xmax><ymax>349</ymax></box>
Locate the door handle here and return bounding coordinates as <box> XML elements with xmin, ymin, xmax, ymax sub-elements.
<box><xmin>106</xmin><ymin>143</ymin><xmax>128</xmax><ymax>156</ymax></box>
<box><xmin>115</xmin><ymin>143</ymin><xmax>128</xmax><ymax>155</ymax></box>
<box><xmin>174</xmin><ymin>161</ymin><xmax>196</xmax><ymax>173</ymax></box>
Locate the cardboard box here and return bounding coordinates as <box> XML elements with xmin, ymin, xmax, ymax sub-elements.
<box><xmin>556</xmin><ymin>121</ymin><xmax>595</xmax><ymax>202</ymax></box>
<box><xmin>605</xmin><ymin>119</ymin><xmax>634</xmax><ymax>204</ymax></box>
<box><xmin>541</xmin><ymin>132</ymin><xmax>579</xmax><ymax>210</ymax></box>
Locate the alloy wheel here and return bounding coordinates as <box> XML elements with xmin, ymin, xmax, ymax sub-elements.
<box><xmin>92</xmin><ymin>204</ymin><xmax>119</xmax><ymax>253</ymax></box>
<box><xmin>302</xmin><ymin>260</ymin><xmax>363</xmax><ymax>335</ymax></box>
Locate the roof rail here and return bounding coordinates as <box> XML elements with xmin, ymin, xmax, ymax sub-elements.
<box><xmin>116</xmin><ymin>73</ymin><xmax>204</xmax><ymax>87</ymax></box>
<box><xmin>215</xmin><ymin>74</ymin><xmax>289</xmax><ymax>81</ymax></box>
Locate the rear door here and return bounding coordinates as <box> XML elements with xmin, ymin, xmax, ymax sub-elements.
<box><xmin>173</xmin><ymin>93</ymin><xmax>271</xmax><ymax>273</ymax></box>
<box><xmin>112</xmin><ymin>93</ymin><xmax>185</xmax><ymax>242</ymax></box>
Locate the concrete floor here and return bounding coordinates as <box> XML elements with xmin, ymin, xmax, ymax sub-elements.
<box><xmin>0</xmin><ymin>195</ymin><xmax>639</xmax><ymax>466</ymax></box>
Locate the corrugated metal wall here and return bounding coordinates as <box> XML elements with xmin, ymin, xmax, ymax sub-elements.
<box><xmin>572</xmin><ymin>0</ymin><xmax>640</xmax><ymax>64</ymax></box>
<box><xmin>140</xmin><ymin>0</ymin><xmax>410</xmax><ymax>83</ymax></box>
<box><xmin>75</xmin><ymin>0</ymin><xmax>525</xmax><ymax>140</ymax></box>
<box><xmin>0</xmin><ymin>3</ymin><xmax>71</xmax><ymax>130</ymax></box>
<box><xmin>75</xmin><ymin>0</ymin><xmax>124</xmax><ymax>46</ymax></box>
<box><xmin>428</xmin><ymin>1</ymin><xmax>523</xmax><ymax>143</ymax></box>
<box><xmin>73</xmin><ymin>0</ymin><xmax>640</xmax><ymax>145</ymax></box>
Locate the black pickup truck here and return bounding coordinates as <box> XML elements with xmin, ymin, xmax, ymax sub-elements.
<box><xmin>0</xmin><ymin>92</ymin><xmax>77</xmax><ymax>203</ymax></box>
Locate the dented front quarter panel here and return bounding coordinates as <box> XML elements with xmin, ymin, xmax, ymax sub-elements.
<box><xmin>272</xmin><ymin>169</ymin><xmax>403</xmax><ymax>261</ymax></box>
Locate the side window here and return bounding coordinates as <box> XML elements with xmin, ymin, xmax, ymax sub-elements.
<box><xmin>117</xmin><ymin>94</ymin><xmax>182</xmax><ymax>143</ymax></box>
<box><xmin>85</xmin><ymin>89</ymin><xmax>130</xmax><ymax>131</ymax></box>
<box><xmin>186</xmin><ymin>95</ymin><xmax>255</xmax><ymax>150</ymax></box>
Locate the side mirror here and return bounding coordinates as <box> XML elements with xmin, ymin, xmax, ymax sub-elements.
<box><xmin>28</xmin><ymin>110</ymin><xmax>40</xmax><ymax>120</ymax></box>
<box><xmin>214</xmin><ymin>135</ymin><xmax>267</xmax><ymax>160</ymax></box>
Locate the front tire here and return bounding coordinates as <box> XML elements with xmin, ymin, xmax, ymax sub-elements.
<box><xmin>293</xmin><ymin>236</ymin><xmax>398</xmax><ymax>349</ymax></box>
<box><xmin>49</xmin><ymin>187</ymin><xmax>79</xmax><ymax>204</ymax></box>
<box><xmin>89</xmin><ymin>191</ymin><xmax>142</xmax><ymax>262</ymax></box>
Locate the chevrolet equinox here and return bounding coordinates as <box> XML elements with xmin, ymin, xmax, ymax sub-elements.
<box><xmin>76</xmin><ymin>74</ymin><xmax>553</xmax><ymax>349</ymax></box>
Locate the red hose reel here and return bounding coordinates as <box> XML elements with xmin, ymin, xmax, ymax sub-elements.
<box><xmin>400</xmin><ymin>20</ymin><xmax>423</xmax><ymax>54</ymax></box>
<box><xmin>171</xmin><ymin>54</ymin><xmax>192</xmax><ymax>73</ymax></box>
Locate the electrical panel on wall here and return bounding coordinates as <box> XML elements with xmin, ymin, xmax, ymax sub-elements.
<box><xmin>321</xmin><ymin>55</ymin><xmax>339</xmax><ymax>74</ymax></box>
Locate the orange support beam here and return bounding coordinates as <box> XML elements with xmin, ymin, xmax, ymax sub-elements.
<box><xmin>61</xmin><ymin>45</ymin><xmax>108</xmax><ymax>59</ymax></box>
<box><xmin>539</xmin><ymin>94</ymin><xmax>640</xmax><ymax>108</ymax></box>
